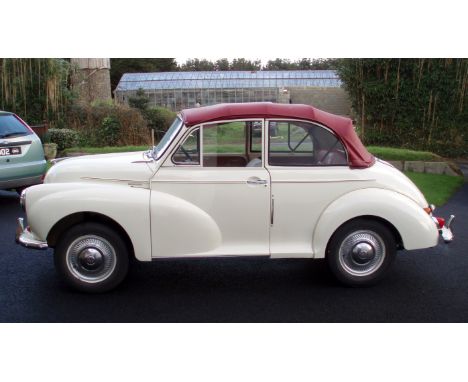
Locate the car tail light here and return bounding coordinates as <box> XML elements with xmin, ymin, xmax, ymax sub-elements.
<box><xmin>435</xmin><ymin>217</ymin><xmax>445</xmax><ymax>228</ymax></box>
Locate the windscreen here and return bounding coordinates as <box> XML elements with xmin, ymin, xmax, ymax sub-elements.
<box><xmin>153</xmin><ymin>116</ymin><xmax>183</xmax><ymax>159</ymax></box>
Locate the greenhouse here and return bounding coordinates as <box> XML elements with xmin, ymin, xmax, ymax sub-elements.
<box><xmin>114</xmin><ymin>70</ymin><xmax>344</xmax><ymax>112</ymax></box>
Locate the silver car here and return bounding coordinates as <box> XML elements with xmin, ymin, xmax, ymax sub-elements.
<box><xmin>0</xmin><ymin>111</ymin><xmax>47</xmax><ymax>193</ymax></box>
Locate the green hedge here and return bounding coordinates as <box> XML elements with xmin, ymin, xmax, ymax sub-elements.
<box><xmin>66</xmin><ymin>102</ymin><xmax>151</xmax><ymax>147</ymax></box>
<box><xmin>336</xmin><ymin>59</ymin><xmax>468</xmax><ymax>158</ymax></box>
<box><xmin>44</xmin><ymin>128</ymin><xmax>80</xmax><ymax>151</ymax></box>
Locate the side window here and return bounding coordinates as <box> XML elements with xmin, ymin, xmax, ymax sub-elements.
<box><xmin>203</xmin><ymin>121</ymin><xmax>263</xmax><ymax>167</ymax></box>
<box><xmin>172</xmin><ymin>128</ymin><xmax>200</xmax><ymax>165</ymax></box>
<box><xmin>268</xmin><ymin>121</ymin><xmax>347</xmax><ymax>166</ymax></box>
<box><xmin>249</xmin><ymin>121</ymin><xmax>262</xmax><ymax>152</ymax></box>
<box><xmin>269</xmin><ymin>121</ymin><xmax>313</xmax><ymax>153</ymax></box>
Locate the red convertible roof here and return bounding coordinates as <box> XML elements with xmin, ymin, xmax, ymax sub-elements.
<box><xmin>181</xmin><ymin>103</ymin><xmax>374</xmax><ymax>168</ymax></box>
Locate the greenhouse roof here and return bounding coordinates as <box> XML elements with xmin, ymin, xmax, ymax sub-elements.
<box><xmin>115</xmin><ymin>70</ymin><xmax>342</xmax><ymax>91</ymax></box>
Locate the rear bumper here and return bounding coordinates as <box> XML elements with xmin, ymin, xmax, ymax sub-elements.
<box><xmin>434</xmin><ymin>215</ymin><xmax>455</xmax><ymax>243</ymax></box>
<box><xmin>15</xmin><ymin>217</ymin><xmax>48</xmax><ymax>250</ymax></box>
<box><xmin>0</xmin><ymin>174</ymin><xmax>43</xmax><ymax>190</ymax></box>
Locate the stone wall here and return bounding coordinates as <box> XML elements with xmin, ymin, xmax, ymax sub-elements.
<box><xmin>388</xmin><ymin>160</ymin><xmax>461</xmax><ymax>176</ymax></box>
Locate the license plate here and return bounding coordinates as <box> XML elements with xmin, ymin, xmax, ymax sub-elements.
<box><xmin>0</xmin><ymin>147</ymin><xmax>22</xmax><ymax>156</ymax></box>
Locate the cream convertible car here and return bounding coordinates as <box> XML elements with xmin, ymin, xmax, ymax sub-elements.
<box><xmin>16</xmin><ymin>103</ymin><xmax>454</xmax><ymax>292</ymax></box>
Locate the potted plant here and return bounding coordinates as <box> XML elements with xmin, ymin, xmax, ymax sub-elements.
<box><xmin>41</xmin><ymin>133</ymin><xmax>58</xmax><ymax>160</ymax></box>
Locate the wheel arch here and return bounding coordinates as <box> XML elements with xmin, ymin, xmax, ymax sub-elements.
<box><xmin>47</xmin><ymin>211</ymin><xmax>135</xmax><ymax>259</ymax></box>
<box><xmin>325</xmin><ymin>215</ymin><xmax>404</xmax><ymax>257</ymax></box>
<box><xmin>312</xmin><ymin>187</ymin><xmax>438</xmax><ymax>258</ymax></box>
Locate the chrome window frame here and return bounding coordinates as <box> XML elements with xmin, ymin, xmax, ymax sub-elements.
<box><xmin>153</xmin><ymin>115</ymin><xmax>184</xmax><ymax>160</ymax></box>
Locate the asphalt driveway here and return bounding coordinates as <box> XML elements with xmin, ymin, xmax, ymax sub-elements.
<box><xmin>0</xmin><ymin>181</ymin><xmax>467</xmax><ymax>322</ymax></box>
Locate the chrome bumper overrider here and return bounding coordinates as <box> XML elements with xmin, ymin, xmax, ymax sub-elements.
<box><xmin>434</xmin><ymin>214</ymin><xmax>455</xmax><ymax>243</ymax></box>
<box><xmin>15</xmin><ymin>217</ymin><xmax>48</xmax><ymax>250</ymax></box>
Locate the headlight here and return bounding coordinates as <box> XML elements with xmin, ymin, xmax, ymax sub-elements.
<box><xmin>20</xmin><ymin>189</ymin><xmax>27</xmax><ymax>211</ymax></box>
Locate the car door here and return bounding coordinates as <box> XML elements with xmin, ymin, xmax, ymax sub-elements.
<box><xmin>150</xmin><ymin>119</ymin><xmax>271</xmax><ymax>258</ymax></box>
<box><xmin>266</xmin><ymin>119</ymin><xmax>352</xmax><ymax>259</ymax></box>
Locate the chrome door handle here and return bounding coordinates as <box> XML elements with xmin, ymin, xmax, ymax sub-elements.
<box><xmin>247</xmin><ymin>177</ymin><xmax>268</xmax><ymax>185</ymax></box>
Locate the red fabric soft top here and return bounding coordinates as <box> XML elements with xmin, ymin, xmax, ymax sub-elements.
<box><xmin>181</xmin><ymin>102</ymin><xmax>374</xmax><ymax>168</ymax></box>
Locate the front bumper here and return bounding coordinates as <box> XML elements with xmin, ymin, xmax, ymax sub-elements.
<box><xmin>15</xmin><ymin>217</ymin><xmax>48</xmax><ymax>250</ymax></box>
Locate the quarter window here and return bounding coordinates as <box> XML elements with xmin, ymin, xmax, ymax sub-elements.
<box><xmin>172</xmin><ymin>128</ymin><xmax>200</xmax><ymax>165</ymax></box>
<box><xmin>268</xmin><ymin>121</ymin><xmax>347</xmax><ymax>166</ymax></box>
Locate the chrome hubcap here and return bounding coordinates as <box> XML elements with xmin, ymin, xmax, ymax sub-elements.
<box><xmin>66</xmin><ymin>235</ymin><xmax>116</xmax><ymax>283</ymax></box>
<box><xmin>78</xmin><ymin>248</ymin><xmax>104</xmax><ymax>270</ymax></box>
<box><xmin>338</xmin><ymin>230</ymin><xmax>385</xmax><ymax>276</ymax></box>
<box><xmin>351</xmin><ymin>242</ymin><xmax>375</xmax><ymax>263</ymax></box>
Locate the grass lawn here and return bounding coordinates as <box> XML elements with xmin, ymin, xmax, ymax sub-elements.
<box><xmin>368</xmin><ymin>146</ymin><xmax>440</xmax><ymax>161</ymax></box>
<box><xmin>404</xmin><ymin>171</ymin><xmax>464</xmax><ymax>206</ymax></box>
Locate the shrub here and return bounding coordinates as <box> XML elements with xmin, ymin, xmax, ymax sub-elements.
<box><xmin>98</xmin><ymin>116</ymin><xmax>121</xmax><ymax>146</ymax></box>
<box><xmin>128</xmin><ymin>88</ymin><xmax>149</xmax><ymax>111</ymax></box>
<box><xmin>44</xmin><ymin>128</ymin><xmax>80</xmax><ymax>151</ymax></box>
<box><xmin>144</xmin><ymin>106</ymin><xmax>177</xmax><ymax>139</ymax></box>
<box><xmin>124</xmin><ymin>88</ymin><xmax>177</xmax><ymax>140</ymax></box>
<box><xmin>113</xmin><ymin>104</ymin><xmax>152</xmax><ymax>146</ymax></box>
<box><xmin>66</xmin><ymin>101</ymin><xmax>151</xmax><ymax>147</ymax></box>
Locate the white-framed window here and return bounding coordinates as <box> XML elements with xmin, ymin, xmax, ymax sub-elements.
<box><xmin>171</xmin><ymin>127</ymin><xmax>200</xmax><ymax>165</ymax></box>
<box><xmin>171</xmin><ymin>120</ymin><xmax>265</xmax><ymax>168</ymax></box>
<box><xmin>267</xmin><ymin>120</ymin><xmax>347</xmax><ymax>166</ymax></box>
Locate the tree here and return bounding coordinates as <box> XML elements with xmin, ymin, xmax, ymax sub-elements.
<box><xmin>127</xmin><ymin>87</ymin><xmax>176</xmax><ymax>141</ymax></box>
<box><xmin>0</xmin><ymin>58</ymin><xmax>71</xmax><ymax>125</ymax></box>
<box><xmin>215</xmin><ymin>58</ymin><xmax>230</xmax><ymax>71</ymax></box>
<box><xmin>296</xmin><ymin>58</ymin><xmax>337</xmax><ymax>70</ymax></box>
<box><xmin>110</xmin><ymin>58</ymin><xmax>177</xmax><ymax>91</ymax></box>
<box><xmin>180</xmin><ymin>59</ymin><xmax>216</xmax><ymax>71</ymax></box>
<box><xmin>335</xmin><ymin>58</ymin><xmax>468</xmax><ymax>157</ymax></box>
<box><xmin>264</xmin><ymin>58</ymin><xmax>294</xmax><ymax>70</ymax></box>
<box><xmin>230</xmin><ymin>58</ymin><xmax>261</xmax><ymax>71</ymax></box>
<box><xmin>128</xmin><ymin>88</ymin><xmax>149</xmax><ymax>111</ymax></box>
<box><xmin>264</xmin><ymin>58</ymin><xmax>337</xmax><ymax>70</ymax></box>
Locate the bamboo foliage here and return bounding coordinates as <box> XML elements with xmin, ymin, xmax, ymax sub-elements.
<box><xmin>336</xmin><ymin>58</ymin><xmax>468</xmax><ymax>157</ymax></box>
<box><xmin>0</xmin><ymin>58</ymin><xmax>70</xmax><ymax>124</ymax></box>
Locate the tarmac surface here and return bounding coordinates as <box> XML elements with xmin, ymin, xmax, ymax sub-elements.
<box><xmin>0</xmin><ymin>178</ymin><xmax>466</xmax><ymax>322</ymax></box>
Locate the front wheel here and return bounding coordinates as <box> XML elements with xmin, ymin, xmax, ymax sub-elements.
<box><xmin>326</xmin><ymin>219</ymin><xmax>397</xmax><ymax>286</ymax></box>
<box><xmin>54</xmin><ymin>222</ymin><xmax>129</xmax><ymax>293</ymax></box>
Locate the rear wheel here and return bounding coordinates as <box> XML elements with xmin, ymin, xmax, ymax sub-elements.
<box><xmin>327</xmin><ymin>219</ymin><xmax>397</xmax><ymax>286</ymax></box>
<box><xmin>54</xmin><ymin>222</ymin><xmax>129</xmax><ymax>293</ymax></box>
